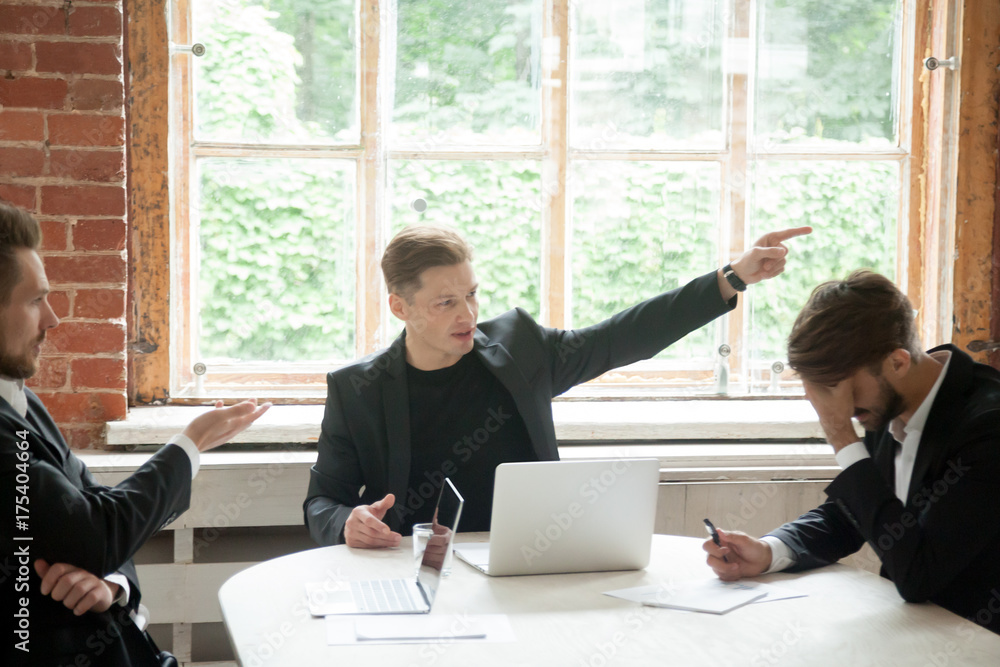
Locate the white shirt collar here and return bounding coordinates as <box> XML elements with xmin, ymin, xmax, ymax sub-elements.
<box><xmin>0</xmin><ymin>376</ymin><xmax>28</xmax><ymax>417</ymax></box>
<box><xmin>889</xmin><ymin>350</ymin><xmax>951</xmax><ymax>443</ymax></box>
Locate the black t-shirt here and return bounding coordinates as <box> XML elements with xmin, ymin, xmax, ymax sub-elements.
<box><xmin>402</xmin><ymin>352</ymin><xmax>535</xmax><ymax>534</ymax></box>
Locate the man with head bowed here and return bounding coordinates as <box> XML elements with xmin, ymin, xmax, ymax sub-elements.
<box><xmin>704</xmin><ymin>270</ymin><xmax>1000</xmax><ymax>634</ymax></box>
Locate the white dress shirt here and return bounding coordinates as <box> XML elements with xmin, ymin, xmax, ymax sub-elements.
<box><xmin>0</xmin><ymin>376</ymin><xmax>200</xmax><ymax>630</ymax></box>
<box><xmin>763</xmin><ymin>351</ymin><xmax>952</xmax><ymax>573</ymax></box>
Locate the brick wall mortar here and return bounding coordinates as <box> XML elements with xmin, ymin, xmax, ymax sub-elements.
<box><xmin>2</xmin><ymin>0</ymin><xmax>127</xmax><ymax>449</ymax></box>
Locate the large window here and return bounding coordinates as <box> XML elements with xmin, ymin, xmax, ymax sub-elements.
<box><xmin>167</xmin><ymin>0</ymin><xmax>922</xmax><ymax>399</ymax></box>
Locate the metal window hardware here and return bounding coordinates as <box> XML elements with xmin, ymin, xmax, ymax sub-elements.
<box><xmin>967</xmin><ymin>340</ymin><xmax>1000</xmax><ymax>353</ymax></box>
<box><xmin>924</xmin><ymin>56</ymin><xmax>957</xmax><ymax>71</ymax></box>
<box><xmin>171</xmin><ymin>43</ymin><xmax>207</xmax><ymax>57</ymax></box>
<box><xmin>769</xmin><ymin>360</ymin><xmax>785</xmax><ymax>393</ymax></box>
<box><xmin>193</xmin><ymin>362</ymin><xmax>207</xmax><ymax>395</ymax></box>
<box><xmin>713</xmin><ymin>345</ymin><xmax>731</xmax><ymax>395</ymax></box>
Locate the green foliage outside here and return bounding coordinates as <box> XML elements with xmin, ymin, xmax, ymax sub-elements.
<box><xmin>191</xmin><ymin>0</ymin><xmax>903</xmax><ymax>376</ymax></box>
<box><xmin>757</xmin><ymin>0</ymin><xmax>900</xmax><ymax>144</ymax></box>
<box><xmin>571</xmin><ymin>0</ymin><xmax>725</xmax><ymax>147</ymax></box>
<box><xmin>198</xmin><ymin>159</ymin><xmax>356</xmax><ymax>361</ymax></box>
<box><xmin>193</xmin><ymin>0</ymin><xmax>356</xmax><ymax>143</ymax></box>
<box><xmin>390</xmin><ymin>161</ymin><xmax>542</xmax><ymax>321</ymax></box>
<box><xmin>571</xmin><ymin>162</ymin><xmax>720</xmax><ymax>361</ymax></box>
<box><xmin>748</xmin><ymin>160</ymin><xmax>899</xmax><ymax>362</ymax></box>
<box><xmin>393</xmin><ymin>0</ymin><xmax>539</xmax><ymax>142</ymax></box>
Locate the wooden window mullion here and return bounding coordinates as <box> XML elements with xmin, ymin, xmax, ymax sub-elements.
<box><xmin>541</xmin><ymin>0</ymin><xmax>569</xmax><ymax>329</ymax></box>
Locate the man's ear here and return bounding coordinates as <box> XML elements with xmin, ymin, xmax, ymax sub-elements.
<box><xmin>886</xmin><ymin>348</ymin><xmax>912</xmax><ymax>378</ymax></box>
<box><xmin>388</xmin><ymin>293</ymin><xmax>408</xmax><ymax>321</ymax></box>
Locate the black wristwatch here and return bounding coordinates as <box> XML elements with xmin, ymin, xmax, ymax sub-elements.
<box><xmin>722</xmin><ymin>264</ymin><xmax>747</xmax><ymax>292</ymax></box>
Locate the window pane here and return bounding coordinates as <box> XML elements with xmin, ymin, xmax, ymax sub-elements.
<box><xmin>390</xmin><ymin>160</ymin><xmax>542</xmax><ymax>320</ymax></box>
<box><xmin>197</xmin><ymin>158</ymin><xmax>356</xmax><ymax>362</ymax></box>
<box><xmin>570</xmin><ymin>161</ymin><xmax>721</xmax><ymax>362</ymax></box>
<box><xmin>571</xmin><ymin>0</ymin><xmax>725</xmax><ymax>150</ymax></box>
<box><xmin>747</xmin><ymin>160</ymin><xmax>900</xmax><ymax>375</ymax></box>
<box><xmin>392</xmin><ymin>0</ymin><xmax>541</xmax><ymax>146</ymax></box>
<box><xmin>754</xmin><ymin>0</ymin><xmax>902</xmax><ymax>148</ymax></box>
<box><xmin>192</xmin><ymin>0</ymin><xmax>358</xmax><ymax>144</ymax></box>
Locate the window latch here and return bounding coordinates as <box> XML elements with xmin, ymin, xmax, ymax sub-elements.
<box><xmin>967</xmin><ymin>340</ymin><xmax>1000</xmax><ymax>353</ymax></box>
<box><xmin>171</xmin><ymin>43</ymin><xmax>207</xmax><ymax>58</ymax></box>
<box><xmin>923</xmin><ymin>56</ymin><xmax>957</xmax><ymax>71</ymax></box>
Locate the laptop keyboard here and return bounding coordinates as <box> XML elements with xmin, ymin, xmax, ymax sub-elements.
<box><xmin>352</xmin><ymin>578</ymin><xmax>419</xmax><ymax>613</ymax></box>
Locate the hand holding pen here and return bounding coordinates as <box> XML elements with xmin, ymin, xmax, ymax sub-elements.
<box><xmin>701</xmin><ymin>520</ymin><xmax>774</xmax><ymax>582</ymax></box>
<box><xmin>704</xmin><ymin>519</ymin><xmax>728</xmax><ymax>562</ymax></box>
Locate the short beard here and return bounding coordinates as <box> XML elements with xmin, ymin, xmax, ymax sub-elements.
<box><xmin>0</xmin><ymin>334</ymin><xmax>40</xmax><ymax>380</ymax></box>
<box><xmin>869</xmin><ymin>375</ymin><xmax>906</xmax><ymax>432</ymax></box>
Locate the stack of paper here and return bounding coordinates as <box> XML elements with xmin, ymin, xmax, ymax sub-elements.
<box><xmin>604</xmin><ymin>579</ymin><xmax>805</xmax><ymax>615</ymax></box>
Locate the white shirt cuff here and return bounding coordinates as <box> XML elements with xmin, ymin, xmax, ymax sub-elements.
<box><xmin>104</xmin><ymin>572</ymin><xmax>130</xmax><ymax>607</ymax></box>
<box><xmin>103</xmin><ymin>573</ymin><xmax>150</xmax><ymax>631</ymax></box>
<box><xmin>834</xmin><ymin>441</ymin><xmax>870</xmax><ymax>470</ymax></box>
<box><xmin>166</xmin><ymin>433</ymin><xmax>200</xmax><ymax>479</ymax></box>
<box><xmin>761</xmin><ymin>535</ymin><xmax>796</xmax><ymax>574</ymax></box>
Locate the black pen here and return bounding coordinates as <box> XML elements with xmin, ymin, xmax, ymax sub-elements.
<box><xmin>703</xmin><ymin>518</ymin><xmax>728</xmax><ymax>563</ymax></box>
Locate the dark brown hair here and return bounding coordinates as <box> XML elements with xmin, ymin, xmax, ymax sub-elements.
<box><xmin>0</xmin><ymin>202</ymin><xmax>42</xmax><ymax>306</ymax></box>
<box><xmin>787</xmin><ymin>270</ymin><xmax>920</xmax><ymax>384</ymax></box>
<box><xmin>381</xmin><ymin>226</ymin><xmax>472</xmax><ymax>301</ymax></box>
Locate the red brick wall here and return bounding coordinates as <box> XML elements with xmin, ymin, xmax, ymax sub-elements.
<box><xmin>1</xmin><ymin>0</ymin><xmax>128</xmax><ymax>448</ymax></box>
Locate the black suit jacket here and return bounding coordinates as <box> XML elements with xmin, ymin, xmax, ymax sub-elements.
<box><xmin>769</xmin><ymin>345</ymin><xmax>1000</xmax><ymax>633</ymax></box>
<box><xmin>1</xmin><ymin>389</ymin><xmax>190</xmax><ymax>666</ymax></box>
<box><xmin>304</xmin><ymin>270</ymin><xmax>735</xmax><ymax>545</ymax></box>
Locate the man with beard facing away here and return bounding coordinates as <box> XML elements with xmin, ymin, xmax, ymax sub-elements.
<box><xmin>0</xmin><ymin>201</ymin><xmax>270</xmax><ymax>666</ymax></box>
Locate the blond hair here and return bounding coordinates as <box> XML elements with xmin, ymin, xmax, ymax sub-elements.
<box><xmin>381</xmin><ymin>226</ymin><xmax>472</xmax><ymax>301</ymax></box>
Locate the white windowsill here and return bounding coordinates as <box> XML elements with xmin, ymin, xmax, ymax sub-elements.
<box><xmin>96</xmin><ymin>401</ymin><xmax>845</xmax><ymax>481</ymax></box>
<box><xmin>105</xmin><ymin>399</ymin><xmax>833</xmax><ymax>445</ymax></box>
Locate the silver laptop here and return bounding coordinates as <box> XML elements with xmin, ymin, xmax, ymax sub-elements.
<box><xmin>306</xmin><ymin>478</ymin><xmax>464</xmax><ymax>615</ymax></box>
<box><xmin>454</xmin><ymin>458</ymin><xmax>659</xmax><ymax>576</ymax></box>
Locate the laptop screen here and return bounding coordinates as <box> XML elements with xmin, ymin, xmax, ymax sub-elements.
<box><xmin>416</xmin><ymin>477</ymin><xmax>464</xmax><ymax>603</ymax></box>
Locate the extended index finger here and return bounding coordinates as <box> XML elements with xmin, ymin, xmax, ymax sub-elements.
<box><xmin>762</xmin><ymin>226</ymin><xmax>813</xmax><ymax>246</ymax></box>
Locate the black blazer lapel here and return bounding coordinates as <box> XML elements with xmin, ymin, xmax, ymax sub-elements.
<box><xmin>474</xmin><ymin>330</ymin><xmax>556</xmax><ymax>462</ymax></box>
<box><xmin>905</xmin><ymin>347</ymin><xmax>969</xmax><ymax>502</ymax></box>
<box><xmin>0</xmin><ymin>392</ymin><xmax>68</xmax><ymax>469</ymax></box>
<box><xmin>381</xmin><ymin>333</ymin><xmax>411</xmax><ymax>526</ymax></box>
